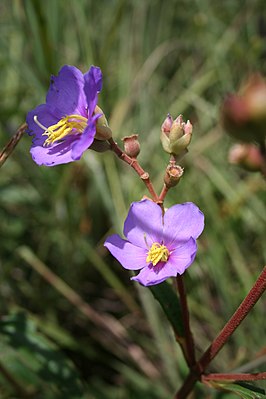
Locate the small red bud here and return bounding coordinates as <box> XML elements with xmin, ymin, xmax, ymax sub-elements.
<box><xmin>122</xmin><ymin>134</ymin><xmax>140</xmax><ymax>158</ymax></box>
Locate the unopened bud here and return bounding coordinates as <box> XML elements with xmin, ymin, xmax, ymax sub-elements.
<box><xmin>183</xmin><ymin>120</ymin><xmax>193</xmax><ymax>135</ymax></box>
<box><xmin>228</xmin><ymin>143</ymin><xmax>264</xmax><ymax>172</ymax></box>
<box><xmin>160</xmin><ymin>113</ymin><xmax>193</xmax><ymax>155</ymax></box>
<box><xmin>90</xmin><ymin>139</ymin><xmax>110</xmax><ymax>153</ymax></box>
<box><xmin>164</xmin><ymin>165</ymin><xmax>184</xmax><ymax>188</ymax></box>
<box><xmin>94</xmin><ymin>105</ymin><xmax>113</xmax><ymax>140</ymax></box>
<box><xmin>161</xmin><ymin>113</ymin><xmax>173</xmax><ymax>135</ymax></box>
<box><xmin>122</xmin><ymin>134</ymin><xmax>140</xmax><ymax>158</ymax></box>
<box><xmin>169</xmin><ymin>115</ymin><xmax>185</xmax><ymax>142</ymax></box>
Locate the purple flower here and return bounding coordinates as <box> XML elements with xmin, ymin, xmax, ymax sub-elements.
<box><xmin>104</xmin><ymin>199</ymin><xmax>204</xmax><ymax>286</ymax></box>
<box><xmin>26</xmin><ymin>65</ymin><xmax>102</xmax><ymax>166</ymax></box>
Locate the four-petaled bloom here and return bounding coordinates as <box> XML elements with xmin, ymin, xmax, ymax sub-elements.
<box><xmin>104</xmin><ymin>199</ymin><xmax>204</xmax><ymax>286</ymax></box>
<box><xmin>26</xmin><ymin>65</ymin><xmax>104</xmax><ymax>166</ymax></box>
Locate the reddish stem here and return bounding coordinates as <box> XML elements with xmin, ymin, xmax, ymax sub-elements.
<box><xmin>202</xmin><ymin>371</ymin><xmax>266</xmax><ymax>382</ymax></box>
<box><xmin>108</xmin><ymin>137</ymin><xmax>159</xmax><ymax>202</ymax></box>
<box><xmin>174</xmin><ymin>266</ymin><xmax>266</xmax><ymax>399</ymax></box>
<box><xmin>176</xmin><ymin>275</ymin><xmax>196</xmax><ymax>367</ymax></box>
<box><xmin>0</xmin><ymin>123</ymin><xmax>27</xmax><ymax>167</ymax></box>
<box><xmin>159</xmin><ymin>184</ymin><xmax>169</xmax><ymax>202</ymax></box>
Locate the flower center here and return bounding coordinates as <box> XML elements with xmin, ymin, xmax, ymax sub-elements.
<box><xmin>34</xmin><ymin>114</ymin><xmax>88</xmax><ymax>146</ymax></box>
<box><xmin>146</xmin><ymin>243</ymin><xmax>170</xmax><ymax>266</ymax></box>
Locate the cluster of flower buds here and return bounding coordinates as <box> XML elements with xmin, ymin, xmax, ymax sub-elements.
<box><xmin>160</xmin><ymin>114</ymin><xmax>193</xmax><ymax>156</ymax></box>
<box><xmin>228</xmin><ymin>143</ymin><xmax>265</xmax><ymax>172</ymax></box>
<box><xmin>222</xmin><ymin>74</ymin><xmax>266</xmax><ymax>143</ymax></box>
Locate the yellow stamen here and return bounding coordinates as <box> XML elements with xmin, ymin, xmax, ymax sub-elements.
<box><xmin>34</xmin><ymin>114</ymin><xmax>88</xmax><ymax>146</ymax></box>
<box><xmin>146</xmin><ymin>243</ymin><xmax>169</xmax><ymax>266</ymax></box>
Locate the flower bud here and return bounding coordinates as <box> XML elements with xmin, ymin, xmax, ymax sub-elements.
<box><xmin>164</xmin><ymin>164</ymin><xmax>184</xmax><ymax>188</ymax></box>
<box><xmin>160</xmin><ymin>114</ymin><xmax>193</xmax><ymax>155</ymax></box>
<box><xmin>221</xmin><ymin>74</ymin><xmax>266</xmax><ymax>143</ymax></box>
<box><xmin>228</xmin><ymin>143</ymin><xmax>264</xmax><ymax>172</ymax></box>
<box><xmin>90</xmin><ymin>139</ymin><xmax>110</xmax><ymax>153</ymax></box>
<box><xmin>161</xmin><ymin>113</ymin><xmax>173</xmax><ymax>135</ymax></box>
<box><xmin>169</xmin><ymin>115</ymin><xmax>185</xmax><ymax>142</ymax></box>
<box><xmin>94</xmin><ymin>105</ymin><xmax>113</xmax><ymax>140</ymax></box>
<box><xmin>122</xmin><ymin>134</ymin><xmax>140</xmax><ymax>158</ymax></box>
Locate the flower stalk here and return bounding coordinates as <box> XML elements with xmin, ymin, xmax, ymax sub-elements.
<box><xmin>174</xmin><ymin>265</ymin><xmax>266</xmax><ymax>399</ymax></box>
<box><xmin>202</xmin><ymin>371</ymin><xmax>266</xmax><ymax>383</ymax></box>
<box><xmin>0</xmin><ymin>123</ymin><xmax>27</xmax><ymax>168</ymax></box>
<box><xmin>175</xmin><ymin>275</ymin><xmax>196</xmax><ymax>368</ymax></box>
<box><xmin>108</xmin><ymin>137</ymin><xmax>159</xmax><ymax>202</ymax></box>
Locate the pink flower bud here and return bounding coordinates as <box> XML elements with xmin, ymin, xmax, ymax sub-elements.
<box><xmin>184</xmin><ymin>120</ymin><xmax>193</xmax><ymax>136</ymax></box>
<box><xmin>161</xmin><ymin>113</ymin><xmax>173</xmax><ymax>135</ymax></box>
<box><xmin>160</xmin><ymin>113</ymin><xmax>193</xmax><ymax>156</ymax></box>
<box><xmin>228</xmin><ymin>143</ymin><xmax>264</xmax><ymax>172</ymax></box>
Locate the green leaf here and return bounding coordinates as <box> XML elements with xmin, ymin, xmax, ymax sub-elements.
<box><xmin>149</xmin><ymin>281</ymin><xmax>184</xmax><ymax>338</ymax></box>
<box><xmin>0</xmin><ymin>311</ymin><xmax>85</xmax><ymax>398</ymax></box>
<box><xmin>209</xmin><ymin>380</ymin><xmax>266</xmax><ymax>398</ymax></box>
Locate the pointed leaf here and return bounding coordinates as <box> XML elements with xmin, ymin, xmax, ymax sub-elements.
<box><xmin>149</xmin><ymin>281</ymin><xmax>184</xmax><ymax>337</ymax></box>
<box><xmin>208</xmin><ymin>380</ymin><xmax>266</xmax><ymax>398</ymax></box>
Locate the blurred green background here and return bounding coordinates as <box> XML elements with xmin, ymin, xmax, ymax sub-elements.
<box><xmin>0</xmin><ymin>0</ymin><xmax>266</xmax><ymax>398</ymax></box>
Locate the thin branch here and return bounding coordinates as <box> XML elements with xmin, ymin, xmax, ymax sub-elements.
<box><xmin>175</xmin><ymin>275</ymin><xmax>196</xmax><ymax>368</ymax></box>
<box><xmin>0</xmin><ymin>123</ymin><xmax>27</xmax><ymax>167</ymax></box>
<box><xmin>108</xmin><ymin>137</ymin><xmax>159</xmax><ymax>202</ymax></box>
<box><xmin>202</xmin><ymin>371</ymin><xmax>266</xmax><ymax>382</ymax></box>
<box><xmin>174</xmin><ymin>266</ymin><xmax>266</xmax><ymax>399</ymax></box>
<box><xmin>159</xmin><ymin>184</ymin><xmax>169</xmax><ymax>202</ymax></box>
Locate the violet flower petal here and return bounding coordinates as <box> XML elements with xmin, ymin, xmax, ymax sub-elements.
<box><xmin>71</xmin><ymin>114</ymin><xmax>100</xmax><ymax>160</ymax></box>
<box><xmin>123</xmin><ymin>199</ymin><xmax>163</xmax><ymax>248</ymax></box>
<box><xmin>30</xmin><ymin>136</ymin><xmax>78</xmax><ymax>166</ymax></box>
<box><xmin>166</xmin><ymin>237</ymin><xmax>197</xmax><ymax>275</ymax></box>
<box><xmin>84</xmin><ymin>66</ymin><xmax>102</xmax><ymax>117</ymax></box>
<box><xmin>131</xmin><ymin>238</ymin><xmax>197</xmax><ymax>286</ymax></box>
<box><xmin>163</xmin><ymin>202</ymin><xmax>204</xmax><ymax>250</ymax></box>
<box><xmin>46</xmin><ymin>65</ymin><xmax>86</xmax><ymax>118</ymax></box>
<box><xmin>85</xmin><ymin>65</ymin><xmax>102</xmax><ymax>93</ymax></box>
<box><xmin>104</xmin><ymin>235</ymin><xmax>147</xmax><ymax>270</ymax></box>
<box><xmin>26</xmin><ymin>104</ymin><xmax>58</xmax><ymax>146</ymax></box>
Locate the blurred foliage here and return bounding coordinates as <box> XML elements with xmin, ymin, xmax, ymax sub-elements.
<box><xmin>0</xmin><ymin>0</ymin><xmax>266</xmax><ymax>398</ymax></box>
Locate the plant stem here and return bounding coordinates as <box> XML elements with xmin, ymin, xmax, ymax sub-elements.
<box><xmin>0</xmin><ymin>123</ymin><xmax>27</xmax><ymax>167</ymax></box>
<box><xmin>174</xmin><ymin>265</ymin><xmax>266</xmax><ymax>399</ymax></box>
<box><xmin>202</xmin><ymin>371</ymin><xmax>266</xmax><ymax>382</ymax></box>
<box><xmin>175</xmin><ymin>275</ymin><xmax>196</xmax><ymax>368</ymax></box>
<box><xmin>159</xmin><ymin>184</ymin><xmax>169</xmax><ymax>202</ymax></box>
<box><xmin>108</xmin><ymin>137</ymin><xmax>159</xmax><ymax>201</ymax></box>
